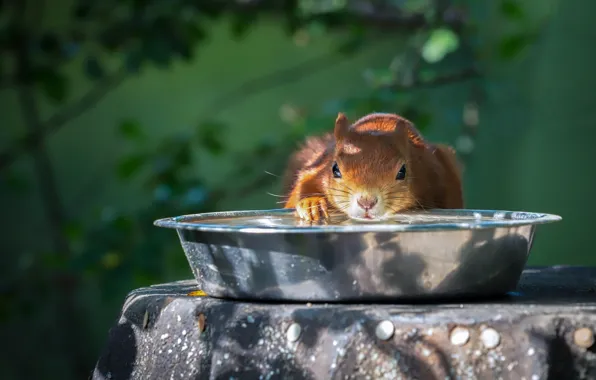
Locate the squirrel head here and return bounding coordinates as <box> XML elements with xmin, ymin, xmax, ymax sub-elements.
<box><xmin>326</xmin><ymin>112</ymin><xmax>425</xmax><ymax>220</ymax></box>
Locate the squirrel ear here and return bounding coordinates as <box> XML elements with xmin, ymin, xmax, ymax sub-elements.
<box><xmin>334</xmin><ymin>112</ymin><xmax>350</xmax><ymax>140</ymax></box>
<box><xmin>394</xmin><ymin>118</ymin><xmax>426</xmax><ymax>148</ymax></box>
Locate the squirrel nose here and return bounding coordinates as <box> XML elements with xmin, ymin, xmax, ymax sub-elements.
<box><xmin>357</xmin><ymin>196</ymin><xmax>378</xmax><ymax>211</ymax></box>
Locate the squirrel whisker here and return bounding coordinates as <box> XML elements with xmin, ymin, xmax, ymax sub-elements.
<box><xmin>264</xmin><ymin>171</ymin><xmax>281</xmax><ymax>178</ymax></box>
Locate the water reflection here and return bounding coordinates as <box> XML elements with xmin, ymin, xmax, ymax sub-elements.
<box><xmin>173</xmin><ymin>209</ymin><xmax>553</xmax><ymax>229</ymax></box>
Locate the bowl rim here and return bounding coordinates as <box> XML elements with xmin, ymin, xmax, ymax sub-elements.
<box><xmin>153</xmin><ymin>208</ymin><xmax>562</xmax><ymax>234</ymax></box>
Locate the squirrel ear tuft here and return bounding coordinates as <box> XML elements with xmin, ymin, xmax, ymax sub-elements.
<box><xmin>334</xmin><ymin>112</ymin><xmax>350</xmax><ymax>140</ymax></box>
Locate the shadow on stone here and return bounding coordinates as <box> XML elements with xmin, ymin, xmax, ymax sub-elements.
<box><xmin>94</xmin><ymin>321</ymin><xmax>137</xmax><ymax>380</ymax></box>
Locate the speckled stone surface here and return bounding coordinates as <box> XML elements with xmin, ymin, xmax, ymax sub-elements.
<box><xmin>92</xmin><ymin>266</ymin><xmax>596</xmax><ymax>380</ymax></box>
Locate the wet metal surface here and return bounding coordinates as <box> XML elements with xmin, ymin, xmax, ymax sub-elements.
<box><xmin>154</xmin><ymin>208</ymin><xmax>561</xmax><ymax>301</ymax></box>
<box><xmin>92</xmin><ymin>266</ymin><xmax>596</xmax><ymax>380</ymax></box>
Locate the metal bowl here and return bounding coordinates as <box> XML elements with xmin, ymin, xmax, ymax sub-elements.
<box><xmin>154</xmin><ymin>209</ymin><xmax>561</xmax><ymax>302</ymax></box>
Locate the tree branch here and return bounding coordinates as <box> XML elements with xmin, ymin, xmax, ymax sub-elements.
<box><xmin>230</xmin><ymin>0</ymin><xmax>463</xmax><ymax>31</ymax></box>
<box><xmin>17</xmin><ymin>87</ymin><xmax>71</xmax><ymax>255</ymax></box>
<box><xmin>201</xmin><ymin>31</ymin><xmax>410</xmax><ymax>120</ymax></box>
<box><xmin>0</xmin><ymin>68</ymin><xmax>127</xmax><ymax>171</ymax></box>
<box><xmin>201</xmin><ymin>50</ymin><xmax>349</xmax><ymax>119</ymax></box>
<box><xmin>13</xmin><ymin>4</ymin><xmax>94</xmax><ymax>374</ymax></box>
<box><xmin>14</xmin><ymin>0</ymin><xmax>70</xmax><ymax>257</ymax></box>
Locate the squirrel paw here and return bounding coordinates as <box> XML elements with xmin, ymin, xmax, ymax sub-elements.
<box><xmin>296</xmin><ymin>196</ymin><xmax>329</xmax><ymax>222</ymax></box>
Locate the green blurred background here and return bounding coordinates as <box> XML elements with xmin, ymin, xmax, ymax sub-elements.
<box><xmin>0</xmin><ymin>0</ymin><xmax>593</xmax><ymax>378</ymax></box>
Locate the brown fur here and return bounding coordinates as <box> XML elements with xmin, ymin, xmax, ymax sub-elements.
<box><xmin>283</xmin><ymin>112</ymin><xmax>464</xmax><ymax>221</ymax></box>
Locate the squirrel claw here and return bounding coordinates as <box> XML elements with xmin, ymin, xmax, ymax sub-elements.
<box><xmin>296</xmin><ymin>197</ymin><xmax>329</xmax><ymax>222</ymax></box>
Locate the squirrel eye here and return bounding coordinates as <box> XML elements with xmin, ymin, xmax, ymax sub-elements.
<box><xmin>396</xmin><ymin>164</ymin><xmax>406</xmax><ymax>180</ymax></box>
<box><xmin>332</xmin><ymin>162</ymin><xmax>342</xmax><ymax>178</ymax></box>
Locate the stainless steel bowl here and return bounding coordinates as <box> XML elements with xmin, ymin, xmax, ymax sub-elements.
<box><xmin>154</xmin><ymin>209</ymin><xmax>562</xmax><ymax>302</ymax></box>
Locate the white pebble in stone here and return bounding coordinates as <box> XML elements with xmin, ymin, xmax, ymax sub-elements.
<box><xmin>450</xmin><ymin>327</ymin><xmax>470</xmax><ymax>346</ymax></box>
<box><xmin>375</xmin><ymin>320</ymin><xmax>395</xmax><ymax>341</ymax></box>
<box><xmin>286</xmin><ymin>323</ymin><xmax>302</xmax><ymax>343</ymax></box>
<box><xmin>480</xmin><ymin>328</ymin><xmax>500</xmax><ymax>349</ymax></box>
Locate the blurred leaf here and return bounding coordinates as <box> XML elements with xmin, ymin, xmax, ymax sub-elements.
<box><xmin>37</xmin><ymin>70</ymin><xmax>68</xmax><ymax>103</ymax></box>
<box><xmin>40</xmin><ymin>251</ymin><xmax>69</xmax><ymax>270</ymax></box>
<box><xmin>117</xmin><ymin>154</ymin><xmax>147</xmax><ymax>179</ymax></box>
<box><xmin>63</xmin><ymin>222</ymin><xmax>83</xmax><ymax>241</ymax></box>
<box><xmin>118</xmin><ymin>119</ymin><xmax>146</xmax><ymax>141</ymax></box>
<box><xmin>174</xmin><ymin>143</ymin><xmax>192</xmax><ymax>167</ymax></box>
<box><xmin>69</xmin><ymin>28</ymin><xmax>86</xmax><ymax>44</ymax></box>
<box><xmin>183</xmin><ymin>186</ymin><xmax>207</xmax><ymax>206</ymax></box>
<box><xmin>64</xmin><ymin>222</ymin><xmax>86</xmax><ymax>253</ymax></box>
<box><xmin>194</xmin><ymin>2</ymin><xmax>225</xmax><ymax>18</ymax></box>
<box><xmin>125</xmin><ymin>47</ymin><xmax>144</xmax><ymax>73</ymax></box>
<box><xmin>99</xmin><ymin>24</ymin><xmax>128</xmax><ymax>51</ymax></box>
<box><xmin>421</xmin><ymin>28</ymin><xmax>460</xmax><ymax>63</ymax></box>
<box><xmin>142</xmin><ymin>37</ymin><xmax>172</xmax><ymax>67</ymax></box>
<box><xmin>363</xmin><ymin>68</ymin><xmax>396</xmax><ymax>88</ymax></box>
<box><xmin>168</xmin><ymin>22</ymin><xmax>205</xmax><ymax>61</ymax></box>
<box><xmin>187</xmin><ymin>22</ymin><xmax>207</xmax><ymax>42</ymax></box>
<box><xmin>197</xmin><ymin>122</ymin><xmax>226</xmax><ymax>155</ymax></box>
<box><xmin>74</xmin><ymin>3</ymin><xmax>91</xmax><ymax>19</ymax></box>
<box><xmin>500</xmin><ymin>0</ymin><xmax>524</xmax><ymax>20</ymax></box>
<box><xmin>336</xmin><ymin>25</ymin><xmax>366</xmax><ymax>54</ymax></box>
<box><xmin>111</xmin><ymin>215</ymin><xmax>134</xmax><ymax>233</ymax></box>
<box><xmin>62</xmin><ymin>42</ymin><xmax>81</xmax><ymax>59</ymax></box>
<box><xmin>498</xmin><ymin>34</ymin><xmax>530</xmax><ymax>59</ymax></box>
<box><xmin>39</xmin><ymin>33</ymin><xmax>60</xmax><ymax>55</ymax></box>
<box><xmin>153</xmin><ymin>184</ymin><xmax>172</xmax><ymax>202</ymax></box>
<box><xmin>419</xmin><ymin>69</ymin><xmax>438</xmax><ymax>83</ymax></box>
<box><xmin>171</xmin><ymin>40</ymin><xmax>193</xmax><ymax>61</ymax></box>
<box><xmin>100</xmin><ymin>251</ymin><xmax>121</xmax><ymax>269</ymax></box>
<box><xmin>230</xmin><ymin>12</ymin><xmax>257</xmax><ymax>38</ymax></box>
<box><xmin>1</xmin><ymin>169</ymin><xmax>29</xmax><ymax>193</ymax></box>
<box><xmin>151</xmin><ymin>156</ymin><xmax>173</xmax><ymax>176</ymax></box>
<box><xmin>400</xmin><ymin>0</ymin><xmax>433</xmax><ymax>14</ymax></box>
<box><xmin>84</xmin><ymin>56</ymin><xmax>104</xmax><ymax>79</ymax></box>
<box><xmin>305</xmin><ymin>22</ymin><xmax>327</xmax><ymax>38</ymax></box>
<box><xmin>299</xmin><ymin>0</ymin><xmax>348</xmax><ymax>15</ymax></box>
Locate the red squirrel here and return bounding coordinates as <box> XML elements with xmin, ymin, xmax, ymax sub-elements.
<box><xmin>282</xmin><ymin>112</ymin><xmax>464</xmax><ymax>222</ymax></box>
